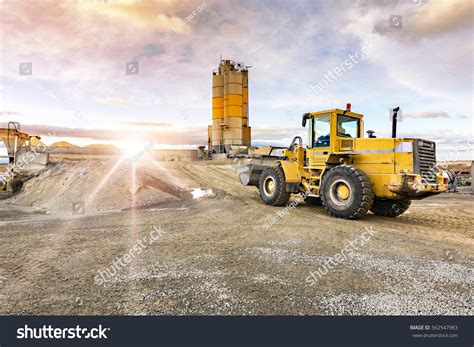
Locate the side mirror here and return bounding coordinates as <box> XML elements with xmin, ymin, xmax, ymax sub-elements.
<box><xmin>367</xmin><ymin>130</ymin><xmax>376</xmax><ymax>138</ymax></box>
<box><xmin>302</xmin><ymin>113</ymin><xmax>310</xmax><ymax>127</ymax></box>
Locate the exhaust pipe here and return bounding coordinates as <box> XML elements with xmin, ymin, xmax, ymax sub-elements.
<box><xmin>391</xmin><ymin>107</ymin><xmax>400</xmax><ymax>138</ymax></box>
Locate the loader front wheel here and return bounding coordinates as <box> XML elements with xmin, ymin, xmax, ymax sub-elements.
<box><xmin>259</xmin><ymin>166</ymin><xmax>291</xmax><ymax>206</ymax></box>
<box><xmin>321</xmin><ymin>165</ymin><xmax>374</xmax><ymax>219</ymax></box>
<box><xmin>370</xmin><ymin>199</ymin><xmax>411</xmax><ymax>217</ymax></box>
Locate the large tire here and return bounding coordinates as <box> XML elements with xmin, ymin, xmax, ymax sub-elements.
<box><xmin>259</xmin><ymin>166</ymin><xmax>291</xmax><ymax>206</ymax></box>
<box><xmin>320</xmin><ymin>165</ymin><xmax>374</xmax><ymax>219</ymax></box>
<box><xmin>304</xmin><ymin>196</ymin><xmax>322</xmax><ymax>206</ymax></box>
<box><xmin>370</xmin><ymin>199</ymin><xmax>411</xmax><ymax>217</ymax></box>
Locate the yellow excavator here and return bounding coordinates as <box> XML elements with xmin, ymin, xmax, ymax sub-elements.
<box><xmin>0</xmin><ymin>122</ymin><xmax>49</xmax><ymax>198</ymax></box>
<box><xmin>238</xmin><ymin>105</ymin><xmax>448</xmax><ymax>219</ymax></box>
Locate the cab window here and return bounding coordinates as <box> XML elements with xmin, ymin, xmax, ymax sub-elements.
<box><xmin>337</xmin><ymin>115</ymin><xmax>359</xmax><ymax>138</ymax></box>
<box><xmin>0</xmin><ymin>140</ymin><xmax>9</xmax><ymax>164</ymax></box>
<box><xmin>314</xmin><ymin>114</ymin><xmax>331</xmax><ymax>147</ymax></box>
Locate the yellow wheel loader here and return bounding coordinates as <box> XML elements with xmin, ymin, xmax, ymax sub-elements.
<box><xmin>239</xmin><ymin>105</ymin><xmax>448</xmax><ymax>219</ymax></box>
<box><xmin>0</xmin><ymin>122</ymin><xmax>49</xmax><ymax>199</ymax></box>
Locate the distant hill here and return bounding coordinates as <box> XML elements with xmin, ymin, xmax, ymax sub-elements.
<box><xmin>84</xmin><ymin>143</ymin><xmax>119</xmax><ymax>150</ymax></box>
<box><xmin>50</xmin><ymin>141</ymin><xmax>79</xmax><ymax>148</ymax></box>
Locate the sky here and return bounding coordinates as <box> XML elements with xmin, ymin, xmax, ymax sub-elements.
<box><xmin>0</xmin><ymin>0</ymin><xmax>472</xmax><ymax>159</ymax></box>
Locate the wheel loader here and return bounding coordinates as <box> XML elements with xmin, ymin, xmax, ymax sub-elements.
<box><xmin>0</xmin><ymin>122</ymin><xmax>49</xmax><ymax>199</ymax></box>
<box><xmin>238</xmin><ymin>105</ymin><xmax>448</xmax><ymax>219</ymax></box>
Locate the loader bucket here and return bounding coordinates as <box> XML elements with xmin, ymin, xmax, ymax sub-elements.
<box><xmin>238</xmin><ymin>163</ymin><xmax>267</xmax><ymax>186</ymax></box>
<box><xmin>233</xmin><ymin>146</ymin><xmax>285</xmax><ymax>187</ymax></box>
<box><xmin>15</xmin><ymin>151</ymin><xmax>49</xmax><ymax>175</ymax></box>
<box><xmin>236</xmin><ymin>158</ymin><xmax>277</xmax><ymax>186</ymax></box>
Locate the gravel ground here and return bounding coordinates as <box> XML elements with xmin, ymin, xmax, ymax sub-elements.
<box><xmin>0</xmin><ymin>160</ymin><xmax>472</xmax><ymax>315</ymax></box>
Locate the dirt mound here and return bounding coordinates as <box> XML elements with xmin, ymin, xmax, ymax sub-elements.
<box><xmin>8</xmin><ymin>158</ymin><xmax>197</xmax><ymax>214</ymax></box>
<box><xmin>50</xmin><ymin>141</ymin><xmax>78</xmax><ymax>148</ymax></box>
<box><xmin>29</xmin><ymin>137</ymin><xmax>45</xmax><ymax>147</ymax></box>
<box><xmin>84</xmin><ymin>143</ymin><xmax>119</xmax><ymax>150</ymax></box>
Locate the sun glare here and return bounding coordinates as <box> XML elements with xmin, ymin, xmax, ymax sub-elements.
<box><xmin>120</xmin><ymin>141</ymin><xmax>151</xmax><ymax>158</ymax></box>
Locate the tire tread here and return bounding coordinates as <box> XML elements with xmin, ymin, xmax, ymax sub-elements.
<box><xmin>321</xmin><ymin>164</ymin><xmax>374</xmax><ymax>219</ymax></box>
<box><xmin>259</xmin><ymin>166</ymin><xmax>291</xmax><ymax>206</ymax></box>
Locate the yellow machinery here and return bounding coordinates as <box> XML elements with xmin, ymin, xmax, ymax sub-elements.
<box><xmin>0</xmin><ymin>122</ymin><xmax>48</xmax><ymax>198</ymax></box>
<box><xmin>208</xmin><ymin>59</ymin><xmax>251</xmax><ymax>153</ymax></box>
<box><xmin>239</xmin><ymin>105</ymin><xmax>448</xmax><ymax>219</ymax></box>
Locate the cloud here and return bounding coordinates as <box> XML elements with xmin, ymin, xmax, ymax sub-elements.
<box><xmin>401</xmin><ymin>111</ymin><xmax>470</xmax><ymax>119</ymax></box>
<box><xmin>95</xmin><ymin>97</ymin><xmax>130</xmax><ymax>106</ymax></box>
<box><xmin>79</xmin><ymin>1</ymin><xmax>189</xmax><ymax>32</ymax></box>
<box><xmin>252</xmin><ymin>126</ymin><xmax>305</xmax><ymax>141</ymax></box>
<box><xmin>133</xmin><ymin>43</ymin><xmax>166</xmax><ymax>61</ymax></box>
<box><xmin>0</xmin><ymin>0</ymin><xmax>471</xmax><ymax>160</ymax></box>
<box><xmin>373</xmin><ymin>0</ymin><xmax>473</xmax><ymax>41</ymax></box>
<box><xmin>0</xmin><ymin>111</ymin><xmax>21</xmax><ymax>117</ymax></box>
<box><xmin>119</xmin><ymin>121</ymin><xmax>172</xmax><ymax>128</ymax></box>
<box><xmin>341</xmin><ymin>0</ymin><xmax>473</xmax><ymax>110</ymax></box>
<box><xmin>412</xmin><ymin>0</ymin><xmax>473</xmax><ymax>37</ymax></box>
<box><xmin>403</xmin><ymin>111</ymin><xmax>450</xmax><ymax>119</ymax></box>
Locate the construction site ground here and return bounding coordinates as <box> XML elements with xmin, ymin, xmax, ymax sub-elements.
<box><xmin>0</xmin><ymin>158</ymin><xmax>472</xmax><ymax>315</ymax></box>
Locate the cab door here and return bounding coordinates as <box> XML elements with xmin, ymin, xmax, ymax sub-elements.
<box><xmin>307</xmin><ymin>113</ymin><xmax>331</xmax><ymax>167</ymax></box>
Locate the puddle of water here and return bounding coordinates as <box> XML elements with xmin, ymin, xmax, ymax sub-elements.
<box><xmin>191</xmin><ymin>188</ymin><xmax>213</xmax><ymax>199</ymax></box>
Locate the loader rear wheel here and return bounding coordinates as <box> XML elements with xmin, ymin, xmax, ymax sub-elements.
<box><xmin>321</xmin><ymin>165</ymin><xmax>374</xmax><ymax>219</ymax></box>
<box><xmin>370</xmin><ymin>199</ymin><xmax>411</xmax><ymax>217</ymax></box>
<box><xmin>259</xmin><ymin>166</ymin><xmax>291</xmax><ymax>206</ymax></box>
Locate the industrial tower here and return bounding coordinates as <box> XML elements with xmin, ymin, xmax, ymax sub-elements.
<box><xmin>208</xmin><ymin>60</ymin><xmax>251</xmax><ymax>153</ymax></box>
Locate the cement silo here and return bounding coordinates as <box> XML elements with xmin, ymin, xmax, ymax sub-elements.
<box><xmin>210</xmin><ymin>73</ymin><xmax>225</xmax><ymax>153</ymax></box>
<box><xmin>208</xmin><ymin>60</ymin><xmax>251</xmax><ymax>153</ymax></box>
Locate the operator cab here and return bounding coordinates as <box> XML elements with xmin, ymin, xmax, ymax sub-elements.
<box><xmin>302</xmin><ymin>105</ymin><xmax>363</xmax><ymax>152</ymax></box>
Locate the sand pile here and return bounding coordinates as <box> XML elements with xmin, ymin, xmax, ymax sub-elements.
<box><xmin>50</xmin><ymin>141</ymin><xmax>78</xmax><ymax>148</ymax></box>
<box><xmin>8</xmin><ymin>158</ymin><xmax>194</xmax><ymax>214</ymax></box>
